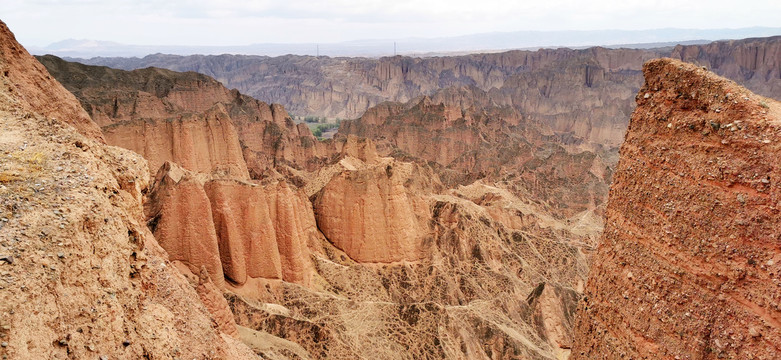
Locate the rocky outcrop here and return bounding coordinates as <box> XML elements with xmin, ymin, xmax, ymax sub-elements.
<box><xmin>340</xmin><ymin>95</ymin><xmax>613</xmax><ymax>219</ymax></box>
<box><xmin>70</xmin><ymin>47</ymin><xmax>663</xmax><ymax>123</ymax></box>
<box><xmin>103</xmin><ymin>105</ymin><xmax>251</xmax><ymax>179</ymax></box>
<box><xmin>572</xmin><ymin>59</ymin><xmax>781</xmax><ymax>359</ymax></box>
<box><xmin>0</xmin><ymin>21</ymin><xmax>103</xmax><ymax>141</ymax></box>
<box><xmin>145</xmin><ymin>162</ymin><xmax>315</xmax><ymax>287</ymax></box>
<box><xmin>229</xmin><ymin>180</ymin><xmax>595</xmax><ymax>359</ymax></box>
<box><xmin>0</xmin><ymin>20</ymin><xmax>254</xmax><ymax>358</ymax></box>
<box><xmin>38</xmin><ymin>55</ymin><xmax>329</xmax><ymax>177</ymax></box>
<box><xmin>71</xmin><ymin>38</ymin><xmax>781</xmax><ymax>152</ymax></box>
<box><xmin>312</xmin><ymin>158</ymin><xmax>434</xmax><ymax>263</ymax></box>
<box><xmin>671</xmin><ymin>36</ymin><xmax>781</xmax><ymax>99</ymax></box>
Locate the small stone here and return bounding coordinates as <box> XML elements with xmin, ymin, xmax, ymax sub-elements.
<box><xmin>100</xmin><ymin>356</ymin><xmax>108</xmax><ymax>360</ymax></box>
<box><xmin>763</xmin><ymin>139</ymin><xmax>771</xmax><ymax>144</ymax></box>
<box><xmin>715</xmin><ymin>109</ymin><xmax>721</xmax><ymax>113</ymax></box>
<box><xmin>57</xmin><ymin>252</ymin><xmax>64</xmax><ymax>259</ymax></box>
<box><xmin>737</xmin><ymin>193</ymin><xmax>747</xmax><ymax>204</ymax></box>
<box><xmin>749</xmin><ymin>327</ymin><xmax>761</xmax><ymax>337</ymax></box>
<box><xmin>58</xmin><ymin>339</ymin><xmax>68</xmax><ymax>346</ymax></box>
<box><xmin>761</xmin><ymin>178</ymin><xmax>770</xmax><ymax>184</ymax></box>
<box><xmin>0</xmin><ymin>256</ymin><xmax>12</xmax><ymax>264</ymax></box>
<box><xmin>0</xmin><ymin>342</ymin><xmax>7</xmax><ymax>347</ymax></box>
<box><xmin>122</xmin><ymin>339</ymin><xmax>131</xmax><ymax>347</ymax></box>
<box><xmin>768</xmin><ymin>260</ymin><xmax>775</xmax><ymax>266</ymax></box>
<box><xmin>667</xmin><ymin>123</ymin><xmax>673</xmax><ymax>128</ymax></box>
<box><xmin>644</xmin><ymin>93</ymin><xmax>651</xmax><ymax>99</ymax></box>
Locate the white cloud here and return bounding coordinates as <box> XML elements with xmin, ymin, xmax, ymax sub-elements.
<box><xmin>1</xmin><ymin>0</ymin><xmax>779</xmax><ymax>46</ymax></box>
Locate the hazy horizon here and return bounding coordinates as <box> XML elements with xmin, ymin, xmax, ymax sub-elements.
<box><xmin>25</xmin><ymin>28</ymin><xmax>781</xmax><ymax>59</ymax></box>
<box><xmin>3</xmin><ymin>0</ymin><xmax>780</xmax><ymax>49</ymax></box>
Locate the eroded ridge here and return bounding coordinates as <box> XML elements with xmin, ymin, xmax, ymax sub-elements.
<box><xmin>572</xmin><ymin>58</ymin><xmax>781</xmax><ymax>359</ymax></box>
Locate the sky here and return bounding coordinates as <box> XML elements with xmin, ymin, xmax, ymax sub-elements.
<box><xmin>2</xmin><ymin>0</ymin><xmax>780</xmax><ymax>47</ymax></box>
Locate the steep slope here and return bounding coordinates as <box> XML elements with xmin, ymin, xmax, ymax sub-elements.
<box><xmin>65</xmin><ymin>47</ymin><xmax>664</xmax><ymax>120</ymax></box>
<box><xmin>144</xmin><ymin>162</ymin><xmax>317</xmax><ymax>287</ymax></box>
<box><xmin>572</xmin><ymin>59</ymin><xmax>781</xmax><ymax>359</ymax></box>
<box><xmin>339</xmin><ymin>95</ymin><xmax>613</xmax><ymax>220</ymax></box>
<box><xmin>38</xmin><ymin>55</ymin><xmax>330</xmax><ymax>178</ymax></box>
<box><xmin>36</xmin><ymin>43</ymin><xmax>625</xmax><ymax>359</ymax></box>
<box><xmin>671</xmin><ymin>36</ymin><xmax>781</xmax><ymax>99</ymax></box>
<box><xmin>0</xmin><ymin>20</ymin><xmax>254</xmax><ymax>359</ymax></box>
<box><xmin>0</xmin><ymin>22</ymin><xmax>103</xmax><ymax>141</ymax></box>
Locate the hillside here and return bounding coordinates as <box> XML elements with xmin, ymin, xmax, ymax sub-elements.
<box><xmin>0</xmin><ymin>19</ymin><xmax>256</xmax><ymax>359</ymax></box>
<box><xmin>65</xmin><ymin>37</ymin><xmax>780</xmax><ymax>126</ymax></box>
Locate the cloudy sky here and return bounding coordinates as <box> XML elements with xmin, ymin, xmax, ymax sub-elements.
<box><xmin>2</xmin><ymin>0</ymin><xmax>780</xmax><ymax>47</ymax></box>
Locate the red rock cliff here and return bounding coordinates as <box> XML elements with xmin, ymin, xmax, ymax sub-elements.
<box><xmin>145</xmin><ymin>162</ymin><xmax>315</xmax><ymax>286</ymax></box>
<box><xmin>0</xmin><ymin>20</ymin><xmax>254</xmax><ymax>358</ymax></box>
<box><xmin>572</xmin><ymin>58</ymin><xmax>781</xmax><ymax>359</ymax></box>
<box><xmin>38</xmin><ymin>55</ymin><xmax>329</xmax><ymax>177</ymax></box>
<box><xmin>0</xmin><ymin>21</ymin><xmax>103</xmax><ymax>141</ymax></box>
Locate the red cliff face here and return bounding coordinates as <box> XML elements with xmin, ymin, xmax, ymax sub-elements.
<box><xmin>339</xmin><ymin>95</ymin><xmax>613</xmax><ymax>219</ymax></box>
<box><xmin>0</xmin><ymin>21</ymin><xmax>103</xmax><ymax>141</ymax></box>
<box><xmin>572</xmin><ymin>59</ymin><xmax>781</xmax><ymax>359</ymax></box>
<box><xmin>311</xmin><ymin>158</ymin><xmax>433</xmax><ymax>263</ymax></box>
<box><xmin>145</xmin><ymin>162</ymin><xmax>315</xmax><ymax>287</ymax></box>
<box><xmin>39</xmin><ymin>55</ymin><xmax>329</xmax><ymax>177</ymax></box>
<box><xmin>0</xmin><ymin>21</ymin><xmax>254</xmax><ymax>358</ymax></box>
<box><xmin>671</xmin><ymin>36</ymin><xmax>781</xmax><ymax>100</ymax></box>
<box><xmin>103</xmin><ymin>104</ymin><xmax>251</xmax><ymax>179</ymax></box>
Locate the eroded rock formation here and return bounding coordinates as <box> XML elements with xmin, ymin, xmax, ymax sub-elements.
<box><xmin>340</xmin><ymin>95</ymin><xmax>613</xmax><ymax>220</ymax></box>
<box><xmin>671</xmin><ymin>36</ymin><xmax>781</xmax><ymax>99</ymax></box>
<box><xmin>0</xmin><ymin>20</ymin><xmax>254</xmax><ymax>358</ymax></box>
<box><xmin>145</xmin><ymin>162</ymin><xmax>316</xmax><ymax>287</ymax></box>
<box><xmin>572</xmin><ymin>59</ymin><xmax>781</xmax><ymax>359</ymax></box>
<box><xmin>31</xmin><ymin>31</ymin><xmax>781</xmax><ymax>359</ymax></box>
<box><xmin>0</xmin><ymin>22</ymin><xmax>103</xmax><ymax>141</ymax></box>
<box><xmin>39</xmin><ymin>55</ymin><xmax>330</xmax><ymax>178</ymax></box>
<box><xmin>312</xmin><ymin>158</ymin><xmax>434</xmax><ymax>263</ymax></box>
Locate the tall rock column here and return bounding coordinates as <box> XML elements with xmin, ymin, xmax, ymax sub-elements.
<box><xmin>572</xmin><ymin>59</ymin><xmax>781</xmax><ymax>359</ymax></box>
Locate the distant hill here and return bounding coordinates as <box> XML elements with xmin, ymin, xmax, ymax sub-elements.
<box><xmin>30</xmin><ymin>27</ymin><xmax>781</xmax><ymax>58</ymax></box>
<box><xmin>56</xmin><ymin>36</ymin><xmax>781</xmax><ymax>121</ymax></box>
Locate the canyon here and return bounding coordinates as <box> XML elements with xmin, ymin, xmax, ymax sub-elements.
<box><xmin>1</xmin><ymin>15</ymin><xmax>779</xmax><ymax>360</ymax></box>
<box><xmin>72</xmin><ymin>36</ymin><xmax>780</xmax><ymax>130</ymax></box>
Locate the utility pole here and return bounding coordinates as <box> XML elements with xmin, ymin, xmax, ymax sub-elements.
<box><xmin>394</xmin><ymin>42</ymin><xmax>396</xmax><ymax>56</ymax></box>
<box><xmin>316</xmin><ymin>44</ymin><xmax>319</xmax><ymax>57</ymax></box>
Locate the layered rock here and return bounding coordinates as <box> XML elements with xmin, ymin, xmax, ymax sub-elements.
<box><xmin>0</xmin><ymin>20</ymin><xmax>254</xmax><ymax>358</ymax></box>
<box><xmin>312</xmin><ymin>158</ymin><xmax>434</xmax><ymax>263</ymax></box>
<box><xmin>230</xmin><ymin>179</ymin><xmax>594</xmax><ymax>359</ymax></box>
<box><xmin>572</xmin><ymin>59</ymin><xmax>781</xmax><ymax>359</ymax></box>
<box><xmin>671</xmin><ymin>35</ymin><xmax>781</xmax><ymax>99</ymax></box>
<box><xmin>0</xmin><ymin>21</ymin><xmax>103</xmax><ymax>141</ymax></box>
<box><xmin>39</xmin><ymin>55</ymin><xmax>329</xmax><ymax>177</ymax></box>
<box><xmin>145</xmin><ymin>162</ymin><xmax>315</xmax><ymax>287</ymax></box>
<box><xmin>103</xmin><ymin>105</ymin><xmax>251</xmax><ymax>179</ymax></box>
<box><xmin>68</xmin><ymin>47</ymin><xmax>664</xmax><ymax>120</ymax></box>
<box><xmin>340</xmin><ymin>95</ymin><xmax>613</xmax><ymax>219</ymax></box>
<box><xmin>71</xmin><ymin>38</ymin><xmax>781</xmax><ymax>154</ymax></box>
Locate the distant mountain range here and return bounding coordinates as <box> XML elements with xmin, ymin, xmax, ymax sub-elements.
<box><xmin>29</xmin><ymin>27</ymin><xmax>781</xmax><ymax>58</ymax></box>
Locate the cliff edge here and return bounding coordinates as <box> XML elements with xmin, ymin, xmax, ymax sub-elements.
<box><xmin>572</xmin><ymin>58</ymin><xmax>781</xmax><ymax>359</ymax></box>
